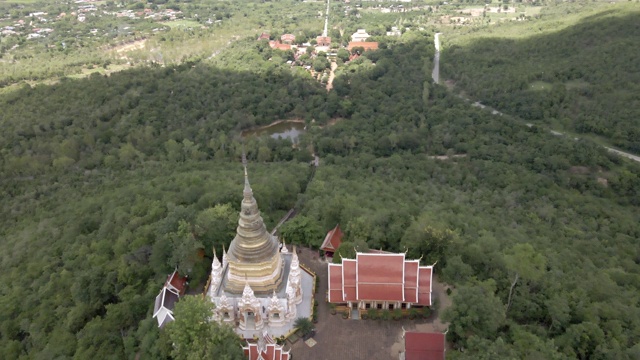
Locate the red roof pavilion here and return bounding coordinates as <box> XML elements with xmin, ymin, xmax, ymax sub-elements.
<box><xmin>321</xmin><ymin>224</ymin><xmax>343</xmax><ymax>254</ymax></box>
<box><xmin>403</xmin><ymin>332</ymin><xmax>446</xmax><ymax>360</ymax></box>
<box><xmin>165</xmin><ymin>270</ymin><xmax>188</xmax><ymax>296</ymax></box>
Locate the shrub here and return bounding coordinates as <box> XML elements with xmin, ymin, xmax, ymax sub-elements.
<box><xmin>408</xmin><ymin>308</ymin><xmax>419</xmax><ymax>320</ymax></box>
<box><xmin>367</xmin><ymin>308</ymin><xmax>379</xmax><ymax>320</ymax></box>
<box><xmin>380</xmin><ymin>309</ymin><xmax>391</xmax><ymax>321</ymax></box>
<box><xmin>392</xmin><ymin>308</ymin><xmax>403</xmax><ymax>320</ymax></box>
<box><xmin>421</xmin><ymin>307</ymin><xmax>432</xmax><ymax>319</ymax></box>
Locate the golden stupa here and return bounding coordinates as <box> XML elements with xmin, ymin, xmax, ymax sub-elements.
<box><xmin>224</xmin><ymin>154</ymin><xmax>284</xmax><ymax>294</ymax></box>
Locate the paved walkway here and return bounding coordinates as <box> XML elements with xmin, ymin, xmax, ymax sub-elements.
<box><xmin>291</xmin><ymin>248</ymin><xmax>450</xmax><ymax>360</ymax></box>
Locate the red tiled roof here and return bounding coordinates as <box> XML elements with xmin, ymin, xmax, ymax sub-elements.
<box><xmin>405</xmin><ymin>332</ymin><xmax>445</xmax><ymax>360</ymax></box>
<box><xmin>417</xmin><ymin>267</ymin><xmax>432</xmax><ymax>305</ymax></box>
<box><xmin>244</xmin><ymin>338</ymin><xmax>290</xmax><ymax>360</ymax></box>
<box><xmin>347</xmin><ymin>41</ymin><xmax>379</xmax><ymax>51</ymax></box>
<box><xmin>357</xmin><ymin>253</ymin><xmax>405</xmax><ymax>301</ymax></box>
<box><xmin>404</xmin><ymin>261</ymin><xmax>419</xmax><ymax>303</ymax></box>
<box><xmin>281</xmin><ymin>34</ymin><xmax>295</xmax><ymax>42</ymax></box>
<box><xmin>343</xmin><ymin>259</ymin><xmax>357</xmax><ymax>301</ymax></box>
<box><xmin>327</xmin><ymin>253</ymin><xmax>433</xmax><ymax>305</ymax></box>
<box><xmin>165</xmin><ymin>270</ymin><xmax>188</xmax><ymax>295</ymax></box>
<box><xmin>321</xmin><ymin>224</ymin><xmax>343</xmax><ymax>252</ymax></box>
<box><xmin>274</xmin><ymin>43</ymin><xmax>291</xmax><ymax>51</ymax></box>
<box><xmin>328</xmin><ymin>264</ymin><xmax>343</xmax><ymax>303</ymax></box>
<box><xmin>316</xmin><ymin>36</ymin><xmax>331</xmax><ymax>45</ymax></box>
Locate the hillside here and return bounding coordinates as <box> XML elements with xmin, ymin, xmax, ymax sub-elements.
<box><xmin>0</xmin><ymin>14</ymin><xmax>640</xmax><ymax>360</ymax></box>
<box><xmin>440</xmin><ymin>3</ymin><xmax>640</xmax><ymax>153</ymax></box>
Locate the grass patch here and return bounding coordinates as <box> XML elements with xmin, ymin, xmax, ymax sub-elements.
<box><xmin>529</xmin><ymin>81</ymin><xmax>552</xmax><ymax>91</ymax></box>
<box><xmin>565</xmin><ymin>79</ymin><xmax>589</xmax><ymax>90</ymax></box>
<box><xmin>160</xmin><ymin>20</ymin><xmax>204</xmax><ymax>29</ymax></box>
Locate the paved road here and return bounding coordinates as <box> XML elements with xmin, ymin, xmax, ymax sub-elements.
<box><xmin>433</xmin><ymin>34</ymin><xmax>640</xmax><ymax>164</ymax></box>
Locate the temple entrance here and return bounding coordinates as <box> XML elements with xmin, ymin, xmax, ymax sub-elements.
<box><xmin>245</xmin><ymin>311</ymin><xmax>256</xmax><ymax>329</ymax></box>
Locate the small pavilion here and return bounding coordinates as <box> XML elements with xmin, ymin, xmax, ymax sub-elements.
<box><xmin>320</xmin><ymin>224</ymin><xmax>343</xmax><ymax>260</ymax></box>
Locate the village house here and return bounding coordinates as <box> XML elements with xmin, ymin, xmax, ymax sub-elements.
<box><xmin>347</xmin><ymin>41</ymin><xmax>379</xmax><ymax>52</ymax></box>
<box><xmin>269</xmin><ymin>40</ymin><xmax>292</xmax><ymax>51</ymax></box>
<box><xmin>280</xmin><ymin>34</ymin><xmax>295</xmax><ymax>44</ymax></box>
<box><xmin>328</xmin><ymin>252</ymin><xmax>433</xmax><ymax>313</ymax></box>
<box><xmin>315</xmin><ymin>36</ymin><xmax>331</xmax><ymax>47</ymax></box>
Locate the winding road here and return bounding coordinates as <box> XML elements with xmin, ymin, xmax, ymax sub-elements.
<box><xmin>432</xmin><ymin>33</ymin><xmax>640</xmax><ymax>164</ymax></box>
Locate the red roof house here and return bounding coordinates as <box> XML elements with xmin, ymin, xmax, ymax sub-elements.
<box><xmin>316</xmin><ymin>36</ymin><xmax>331</xmax><ymax>47</ymax></box>
<box><xmin>401</xmin><ymin>332</ymin><xmax>446</xmax><ymax>360</ymax></box>
<box><xmin>281</xmin><ymin>34</ymin><xmax>295</xmax><ymax>44</ymax></box>
<box><xmin>320</xmin><ymin>224</ymin><xmax>343</xmax><ymax>257</ymax></box>
<box><xmin>243</xmin><ymin>331</ymin><xmax>290</xmax><ymax>360</ymax></box>
<box><xmin>165</xmin><ymin>270</ymin><xmax>188</xmax><ymax>295</ymax></box>
<box><xmin>347</xmin><ymin>41</ymin><xmax>379</xmax><ymax>52</ymax></box>
<box><xmin>269</xmin><ymin>40</ymin><xmax>292</xmax><ymax>51</ymax></box>
<box><xmin>257</xmin><ymin>32</ymin><xmax>270</xmax><ymax>41</ymax></box>
<box><xmin>328</xmin><ymin>252</ymin><xmax>433</xmax><ymax>311</ymax></box>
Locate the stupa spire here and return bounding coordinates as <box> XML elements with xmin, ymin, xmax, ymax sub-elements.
<box><xmin>242</xmin><ymin>147</ymin><xmax>253</xmax><ymax>200</ymax></box>
<box><xmin>224</xmin><ymin>153</ymin><xmax>284</xmax><ymax>294</ymax></box>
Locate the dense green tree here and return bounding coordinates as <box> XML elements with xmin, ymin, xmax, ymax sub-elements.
<box><xmin>278</xmin><ymin>215</ymin><xmax>323</xmax><ymax>248</ymax></box>
<box><xmin>443</xmin><ymin>282</ymin><xmax>506</xmax><ymax>348</ymax></box>
<box><xmin>165</xmin><ymin>296</ymin><xmax>243</xmax><ymax>360</ymax></box>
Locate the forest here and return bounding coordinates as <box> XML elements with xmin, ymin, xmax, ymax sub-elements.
<box><xmin>1</xmin><ymin>5</ymin><xmax>640</xmax><ymax>360</ymax></box>
<box><xmin>440</xmin><ymin>3</ymin><xmax>640</xmax><ymax>153</ymax></box>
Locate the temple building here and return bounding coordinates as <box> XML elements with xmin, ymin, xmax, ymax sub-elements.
<box><xmin>243</xmin><ymin>331</ymin><xmax>291</xmax><ymax>360</ymax></box>
<box><xmin>207</xmin><ymin>155</ymin><xmax>314</xmax><ymax>338</ymax></box>
<box><xmin>152</xmin><ymin>270</ymin><xmax>188</xmax><ymax>328</ymax></box>
<box><xmin>320</xmin><ymin>224</ymin><xmax>343</xmax><ymax>260</ymax></box>
<box><xmin>327</xmin><ymin>252</ymin><xmax>433</xmax><ymax>313</ymax></box>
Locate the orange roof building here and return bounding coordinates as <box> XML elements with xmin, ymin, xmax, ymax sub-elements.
<box><xmin>269</xmin><ymin>40</ymin><xmax>292</xmax><ymax>51</ymax></box>
<box><xmin>347</xmin><ymin>41</ymin><xmax>379</xmax><ymax>52</ymax></box>
<box><xmin>401</xmin><ymin>331</ymin><xmax>446</xmax><ymax>360</ymax></box>
<box><xmin>316</xmin><ymin>36</ymin><xmax>331</xmax><ymax>47</ymax></box>
<box><xmin>320</xmin><ymin>224</ymin><xmax>343</xmax><ymax>257</ymax></box>
<box><xmin>280</xmin><ymin>34</ymin><xmax>295</xmax><ymax>44</ymax></box>
<box><xmin>243</xmin><ymin>331</ymin><xmax>290</xmax><ymax>360</ymax></box>
<box><xmin>328</xmin><ymin>252</ymin><xmax>433</xmax><ymax>312</ymax></box>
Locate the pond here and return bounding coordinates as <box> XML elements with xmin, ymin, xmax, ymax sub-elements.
<box><xmin>242</xmin><ymin>120</ymin><xmax>306</xmax><ymax>143</ymax></box>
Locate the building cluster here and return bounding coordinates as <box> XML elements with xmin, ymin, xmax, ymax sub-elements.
<box><xmin>0</xmin><ymin>2</ymin><xmax>195</xmax><ymax>43</ymax></box>
<box><xmin>149</xmin><ymin>156</ymin><xmax>446</xmax><ymax>359</ymax></box>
